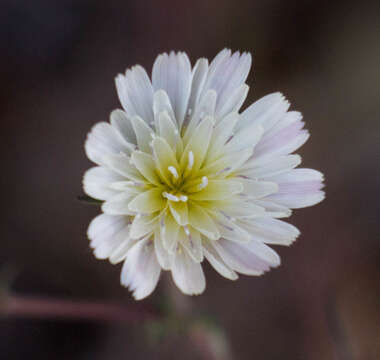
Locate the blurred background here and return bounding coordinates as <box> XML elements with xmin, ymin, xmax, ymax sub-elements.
<box><xmin>1</xmin><ymin>0</ymin><xmax>379</xmax><ymax>359</ymax></box>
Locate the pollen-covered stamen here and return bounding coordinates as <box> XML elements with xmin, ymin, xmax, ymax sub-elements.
<box><xmin>162</xmin><ymin>192</ymin><xmax>180</xmax><ymax>202</ymax></box>
<box><xmin>168</xmin><ymin>166</ymin><xmax>179</xmax><ymax>179</ymax></box>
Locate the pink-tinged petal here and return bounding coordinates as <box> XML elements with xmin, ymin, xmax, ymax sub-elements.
<box><xmin>121</xmin><ymin>237</ymin><xmax>161</xmax><ymax>300</ymax></box>
<box><xmin>237</xmin><ymin>217</ymin><xmax>300</xmax><ymax>246</ymax></box>
<box><xmin>254</xmin><ymin>113</ymin><xmax>306</xmax><ymax>158</ymax></box>
<box><xmin>266</xmin><ymin>169</ymin><xmax>325</xmax><ymax>208</ymax></box>
<box><xmin>211</xmin><ymin>238</ymin><xmax>279</xmax><ymax>276</ymax></box>
<box><xmin>202</xmin><ymin>49</ymin><xmax>251</xmax><ymax>117</ymax></box>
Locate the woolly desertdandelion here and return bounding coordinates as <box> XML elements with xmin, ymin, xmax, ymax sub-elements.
<box><xmin>83</xmin><ymin>49</ymin><xmax>325</xmax><ymax>300</ymax></box>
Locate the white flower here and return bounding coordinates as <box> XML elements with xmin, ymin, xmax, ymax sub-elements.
<box><xmin>83</xmin><ymin>49</ymin><xmax>325</xmax><ymax>300</ymax></box>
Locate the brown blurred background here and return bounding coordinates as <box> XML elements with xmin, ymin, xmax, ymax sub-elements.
<box><xmin>1</xmin><ymin>0</ymin><xmax>379</xmax><ymax>359</ymax></box>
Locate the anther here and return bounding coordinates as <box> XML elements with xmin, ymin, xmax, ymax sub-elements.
<box><xmin>162</xmin><ymin>192</ymin><xmax>180</xmax><ymax>202</ymax></box>
<box><xmin>187</xmin><ymin>151</ymin><xmax>194</xmax><ymax>170</ymax></box>
<box><xmin>168</xmin><ymin>166</ymin><xmax>179</xmax><ymax>179</ymax></box>
<box><xmin>198</xmin><ymin>176</ymin><xmax>208</xmax><ymax>190</ymax></box>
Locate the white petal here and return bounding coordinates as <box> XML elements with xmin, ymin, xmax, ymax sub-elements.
<box><xmin>130</xmin><ymin>115</ymin><xmax>154</xmax><ymax>153</ymax></box>
<box><xmin>253</xmin><ymin>199</ymin><xmax>292</xmax><ymax>218</ymax></box>
<box><xmin>88</xmin><ymin>214</ymin><xmax>132</xmax><ymax>261</ymax></box>
<box><xmin>83</xmin><ymin>167</ymin><xmax>123</xmax><ymax>200</ymax></box>
<box><xmin>217</xmin><ymin>84</ymin><xmax>249</xmax><ymax>119</ymax></box>
<box><xmin>102</xmin><ymin>153</ymin><xmax>146</xmax><ymax>183</ymax></box>
<box><xmin>181</xmin><ymin>116</ymin><xmax>214</xmax><ymax>172</ymax></box>
<box><xmin>206</xmin><ymin>112</ymin><xmax>239</xmax><ymax>161</ymax></box>
<box><xmin>121</xmin><ymin>237</ymin><xmax>161</xmax><ymax>300</ymax></box>
<box><xmin>115</xmin><ymin>65</ymin><xmax>154</xmax><ymax>124</ymax></box>
<box><xmin>170</xmin><ymin>248</ymin><xmax>206</xmax><ymax>295</ymax></box>
<box><xmin>130</xmin><ymin>213</ymin><xmax>159</xmax><ymax>239</ymax></box>
<box><xmin>225</xmin><ymin>123</ymin><xmax>263</xmax><ymax>153</ymax></box>
<box><xmin>188</xmin><ymin>203</ymin><xmax>220</xmax><ymax>240</ymax></box>
<box><xmin>157</xmin><ymin>110</ymin><xmax>182</xmax><ymax>150</ymax></box>
<box><xmin>169</xmin><ymin>201</ymin><xmax>189</xmax><ymax>226</ymax></box>
<box><xmin>203</xmin><ymin>241</ymin><xmax>238</xmax><ymax>280</ymax></box>
<box><xmin>240</xmin><ymin>179</ymin><xmax>279</xmax><ymax>198</ymax></box>
<box><xmin>128</xmin><ymin>188</ymin><xmax>166</xmax><ymax>213</ymax></box>
<box><xmin>153</xmin><ymin>90</ymin><xmax>176</xmax><ymax>128</ymax></box>
<box><xmin>183</xmin><ymin>89</ymin><xmax>217</xmax><ymax>145</ymax></box>
<box><xmin>131</xmin><ymin>151</ymin><xmax>161</xmax><ymax>185</ymax></box>
<box><xmin>187</xmin><ymin>58</ymin><xmax>209</xmax><ymax>114</ymax></box>
<box><xmin>85</xmin><ymin>122</ymin><xmax>133</xmax><ymax>165</ymax></box>
<box><xmin>110</xmin><ymin>109</ymin><xmax>137</xmax><ymax>146</ymax></box>
<box><xmin>178</xmin><ymin>227</ymin><xmax>203</xmax><ymax>262</ymax></box>
<box><xmin>237</xmin><ymin>92</ymin><xmax>290</xmax><ymax>132</ymax></box>
<box><xmin>213</xmin><ymin>213</ymin><xmax>251</xmax><ymax>242</ymax></box>
<box><xmin>152</xmin><ymin>52</ymin><xmax>192</xmax><ymax>128</ymax></box>
<box><xmin>154</xmin><ymin>230</ymin><xmax>171</xmax><ymax>270</ymax></box>
<box><xmin>161</xmin><ymin>212</ymin><xmax>180</xmax><ymax>254</ymax></box>
<box><xmin>109</xmin><ymin>239</ymin><xmax>136</xmax><ymax>264</ymax></box>
<box><xmin>102</xmin><ymin>192</ymin><xmax>136</xmax><ymax>215</ymax></box>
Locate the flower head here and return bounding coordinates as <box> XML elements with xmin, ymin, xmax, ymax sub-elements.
<box><xmin>83</xmin><ymin>49</ymin><xmax>325</xmax><ymax>300</ymax></box>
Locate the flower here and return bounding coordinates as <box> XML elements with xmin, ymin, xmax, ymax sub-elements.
<box><xmin>83</xmin><ymin>49</ymin><xmax>325</xmax><ymax>300</ymax></box>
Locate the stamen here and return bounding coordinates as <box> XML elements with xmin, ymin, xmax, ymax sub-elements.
<box><xmin>187</xmin><ymin>151</ymin><xmax>194</xmax><ymax>170</ymax></box>
<box><xmin>168</xmin><ymin>166</ymin><xmax>179</xmax><ymax>179</ymax></box>
<box><xmin>198</xmin><ymin>176</ymin><xmax>208</xmax><ymax>190</ymax></box>
<box><xmin>179</xmin><ymin>195</ymin><xmax>188</xmax><ymax>202</ymax></box>
<box><xmin>162</xmin><ymin>192</ymin><xmax>180</xmax><ymax>202</ymax></box>
<box><xmin>183</xmin><ymin>225</ymin><xmax>190</xmax><ymax>236</ymax></box>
